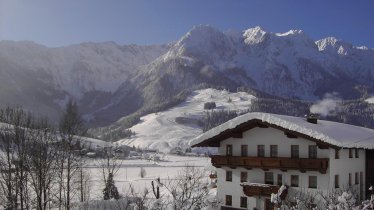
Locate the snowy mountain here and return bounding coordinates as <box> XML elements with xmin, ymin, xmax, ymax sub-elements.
<box><xmin>116</xmin><ymin>88</ymin><xmax>255</xmax><ymax>153</ymax></box>
<box><xmin>135</xmin><ymin>25</ymin><xmax>374</xmax><ymax>103</ymax></box>
<box><xmin>0</xmin><ymin>41</ymin><xmax>170</xmax><ymax>125</ymax></box>
<box><xmin>1</xmin><ymin>25</ymin><xmax>374</xmax><ymax>128</ymax></box>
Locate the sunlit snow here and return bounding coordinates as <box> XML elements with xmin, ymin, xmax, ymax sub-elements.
<box><xmin>116</xmin><ymin>88</ymin><xmax>255</xmax><ymax>152</ymax></box>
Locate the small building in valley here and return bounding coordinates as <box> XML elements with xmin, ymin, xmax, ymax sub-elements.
<box><xmin>191</xmin><ymin>112</ymin><xmax>374</xmax><ymax>210</ymax></box>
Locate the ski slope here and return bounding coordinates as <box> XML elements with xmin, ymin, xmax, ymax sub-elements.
<box><xmin>116</xmin><ymin>88</ymin><xmax>255</xmax><ymax>152</ymax></box>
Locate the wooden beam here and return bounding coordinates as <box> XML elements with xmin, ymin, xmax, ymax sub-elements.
<box><xmin>257</xmin><ymin>123</ymin><xmax>269</xmax><ymax>128</ymax></box>
<box><xmin>231</xmin><ymin>132</ymin><xmax>243</xmax><ymax>138</ymax></box>
<box><xmin>317</xmin><ymin>142</ymin><xmax>330</xmax><ymax>149</ymax></box>
<box><xmin>284</xmin><ymin>132</ymin><xmax>298</xmax><ymax>138</ymax></box>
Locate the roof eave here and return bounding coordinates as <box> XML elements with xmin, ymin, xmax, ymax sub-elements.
<box><xmin>191</xmin><ymin>119</ymin><xmax>341</xmax><ymax>149</ymax></box>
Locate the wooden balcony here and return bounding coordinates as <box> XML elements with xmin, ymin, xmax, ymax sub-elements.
<box><xmin>241</xmin><ymin>183</ymin><xmax>288</xmax><ymax>198</ymax></box>
<box><xmin>241</xmin><ymin>183</ymin><xmax>279</xmax><ymax>197</ymax></box>
<box><xmin>211</xmin><ymin>155</ymin><xmax>329</xmax><ymax>174</ymax></box>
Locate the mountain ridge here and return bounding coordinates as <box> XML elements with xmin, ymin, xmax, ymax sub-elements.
<box><xmin>0</xmin><ymin>25</ymin><xmax>373</xmax><ymax>128</ymax></box>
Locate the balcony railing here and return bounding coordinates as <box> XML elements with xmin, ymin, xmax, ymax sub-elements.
<box><xmin>211</xmin><ymin>155</ymin><xmax>329</xmax><ymax>173</ymax></box>
<box><xmin>241</xmin><ymin>183</ymin><xmax>280</xmax><ymax>197</ymax></box>
<box><xmin>241</xmin><ymin>183</ymin><xmax>288</xmax><ymax>198</ymax></box>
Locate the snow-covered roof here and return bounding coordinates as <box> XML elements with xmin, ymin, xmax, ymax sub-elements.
<box><xmin>191</xmin><ymin>112</ymin><xmax>374</xmax><ymax>149</ymax></box>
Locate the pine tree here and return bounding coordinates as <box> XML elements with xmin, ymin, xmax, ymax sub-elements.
<box><xmin>103</xmin><ymin>173</ymin><xmax>120</xmax><ymax>200</ymax></box>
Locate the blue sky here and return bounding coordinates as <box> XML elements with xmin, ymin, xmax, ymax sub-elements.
<box><xmin>0</xmin><ymin>0</ymin><xmax>373</xmax><ymax>47</ymax></box>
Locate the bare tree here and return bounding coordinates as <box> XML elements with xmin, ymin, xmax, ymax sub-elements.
<box><xmin>0</xmin><ymin>107</ymin><xmax>34</xmax><ymax>210</ymax></box>
<box><xmin>26</xmin><ymin>120</ymin><xmax>60</xmax><ymax>210</ymax></box>
<box><xmin>271</xmin><ymin>186</ymin><xmax>360</xmax><ymax>210</ymax></box>
<box><xmin>78</xmin><ymin>161</ymin><xmax>91</xmax><ymax>203</ymax></box>
<box><xmin>151</xmin><ymin>178</ymin><xmax>168</xmax><ymax>210</ymax></box>
<box><xmin>319</xmin><ymin>187</ymin><xmax>358</xmax><ymax>210</ymax></box>
<box><xmin>157</xmin><ymin>165</ymin><xmax>209</xmax><ymax>210</ymax></box>
<box><xmin>127</xmin><ymin>184</ymin><xmax>150</xmax><ymax>210</ymax></box>
<box><xmin>59</xmin><ymin>100</ymin><xmax>86</xmax><ymax>210</ymax></box>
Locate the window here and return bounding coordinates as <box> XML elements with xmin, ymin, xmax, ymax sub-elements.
<box><xmin>309</xmin><ymin>176</ymin><xmax>317</xmax><ymax>188</ymax></box>
<box><xmin>240</xmin><ymin>196</ymin><xmax>247</xmax><ymax>208</ymax></box>
<box><xmin>335</xmin><ymin>175</ymin><xmax>339</xmax><ymax>188</ymax></box>
<box><xmin>355</xmin><ymin>149</ymin><xmax>359</xmax><ymax>158</ymax></box>
<box><xmin>291</xmin><ymin>145</ymin><xmax>299</xmax><ymax>158</ymax></box>
<box><xmin>226</xmin><ymin>145</ymin><xmax>232</xmax><ymax>156</ymax></box>
<box><xmin>349</xmin><ymin>173</ymin><xmax>352</xmax><ymax>186</ymax></box>
<box><xmin>257</xmin><ymin>145</ymin><xmax>265</xmax><ymax>157</ymax></box>
<box><xmin>277</xmin><ymin>174</ymin><xmax>283</xmax><ymax>185</ymax></box>
<box><xmin>241</xmin><ymin>145</ymin><xmax>248</xmax><ymax>157</ymax></box>
<box><xmin>309</xmin><ymin>145</ymin><xmax>317</xmax><ymax>158</ymax></box>
<box><xmin>335</xmin><ymin>149</ymin><xmax>340</xmax><ymax>159</ymax></box>
<box><xmin>226</xmin><ymin>171</ymin><xmax>232</xmax><ymax>182</ymax></box>
<box><xmin>270</xmin><ymin>145</ymin><xmax>278</xmax><ymax>157</ymax></box>
<box><xmin>265</xmin><ymin>172</ymin><xmax>274</xmax><ymax>185</ymax></box>
<box><xmin>355</xmin><ymin>172</ymin><xmax>359</xmax><ymax>184</ymax></box>
<box><xmin>240</xmin><ymin>171</ymin><xmax>247</xmax><ymax>182</ymax></box>
<box><xmin>349</xmin><ymin>148</ymin><xmax>353</xmax><ymax>158</ymax></box>
<box><xmin>291</xmin><ymin>175</ymin><xmax>299</xmax><ymax>187</ymax></box>
<box><xmin>225</xmin><ymin>195</ymin><xmax>232</xmax><ymax>206</ymax></box>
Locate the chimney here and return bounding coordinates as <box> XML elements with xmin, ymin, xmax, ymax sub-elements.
<box><xmin>306</xmin><ymin>113</ymin><xmax>318</xmax><ymax>124</ymax></box>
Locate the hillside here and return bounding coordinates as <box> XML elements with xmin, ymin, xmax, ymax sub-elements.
<box><xmin>115</xmin><ymin>88</ymin><xmax>255</xmax><ymax>153</ymax></box>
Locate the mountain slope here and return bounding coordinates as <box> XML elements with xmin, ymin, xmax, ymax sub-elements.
<box><xmin>0</xmin><ymin>41</ymin><xmax>170</xmax><ymax>124</ymax></box>
<box><xmin>116</xmin><ymin>88</ymin><xmax>255</xmax><ymax>152</ymax></box>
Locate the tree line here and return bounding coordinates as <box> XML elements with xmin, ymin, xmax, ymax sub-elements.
<box><xmin>0</xmin><ymin>101</ymin><xmax>90</xmax><ymax>210</ymax></box>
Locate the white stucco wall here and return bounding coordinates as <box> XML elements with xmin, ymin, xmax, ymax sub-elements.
<box><xmin>328</xmin><ymin>148</ymin><xmax>365</xmax><ymax>197</ymax></box>
<box><xmin>218</xmin><ymin>127</ymin><xmax>330</xmax><ymax>158</ymax></box>
<box><xmin>215</xmin><ymin>126</ymin><xmax>367</xmax><ymax>209</ymax></box>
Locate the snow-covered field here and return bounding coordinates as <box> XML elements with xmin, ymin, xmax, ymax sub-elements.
<box><xmin>82</xmin><ymin>136</ymin><xmax>112</xmax><ymax>148</ymax></box>
<box><xmin>85</xmin><ymin>154</ymin><xmax>212</xmax><ymax>200</ymax></box>
<box><xmin>116</xmin><ymin>88</ymin><xmax>255</xmax><ymax>152</ymax></box>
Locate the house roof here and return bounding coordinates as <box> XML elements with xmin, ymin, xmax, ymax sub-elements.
<box><xmin>190</xmin><ymin>112</ymin><xmax>374</xmax><ymax>149</ymax></box>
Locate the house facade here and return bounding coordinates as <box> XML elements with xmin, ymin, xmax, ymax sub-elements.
<box><xmin>191</xmin><ymin>112</ymin><xmax>374</xmax><ymax>210</ymax></box>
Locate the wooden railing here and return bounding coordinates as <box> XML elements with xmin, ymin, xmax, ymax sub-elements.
<box><xmin>241</xmin><ymin>184</ymin><xmax>288</xmax><ymax>199</ymax></box>
<box><xmin>241</xmin><ymin>184</ymin><xmax>280</xmax><ymax>197</ymax></box>
<box><xmin>211</xmin><ymin>155</ymin><xmax>329</xmax><ymax>173</ymax></box>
